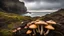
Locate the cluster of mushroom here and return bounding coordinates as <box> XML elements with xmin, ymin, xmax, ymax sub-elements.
<box><xmin>12</xmin><ymin>22</ymin><xmax>24</xmax><ymax>33</ymax></box>
<box><xmin>26</xmin><ymin>20</ymin><xmax>56</xmax><ymax>36</ymax></box>
<box><xmin>12</xmin><ymin>20</ymin><xmax>56</xmax><ymax>36</ymax></box>
<box><xmin>12</xmin><ymin>27</ymin><xmax>21</xmax><ymax>33</ymax></box>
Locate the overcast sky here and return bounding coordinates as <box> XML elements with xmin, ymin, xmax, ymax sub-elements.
<box><xmin>19</xmin><ymin>0</ymin><xmax>64</xmax><ymax>12</ymax></box>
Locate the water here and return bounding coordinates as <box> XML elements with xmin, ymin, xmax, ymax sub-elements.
<box><xmin>22</xmin><ymin>12</ymin><xmax>52</xmax><ymax>17</ymax></box>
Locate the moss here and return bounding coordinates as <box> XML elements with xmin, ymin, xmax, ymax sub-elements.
<box><xmin>0</xmin><ymin>11</ymin><xmax>33</xmax><ymax>36</ymax></box>
<box><xmin>0</xmin><ymin>29</ymin><xmax>13</xmax><ymax>36</ymax></box>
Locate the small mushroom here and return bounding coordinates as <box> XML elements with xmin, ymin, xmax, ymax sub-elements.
<box><xmin>45</xmin><ymin>25</ymin><xmax>55</xmax><ymax>30</ymax></box>
<box><xmin>29</xmin><ymin>24</ymin><xmax>37</xmax><ymax>36</ymax></box>
<box><xmin>27</xmin><ymin>22</ymin><xmax>31</xmax><ymax>26</ymax></box>
<box><xmin>46</xmin><ymin>20</ymin><xmax>56</xmax><ymax>24</ymax></box>
<box><xmin>26</xmin><ymin>30</ymin><xmax>32</xmax><ymax>34</ymax></box>
<box><xmin>24</xmin><ymin>26</ymin><xmax>28</xmax><ymax>28</ymax></box>
<box><xmin>12</xmin><ymin>29</ymin><xmax>17</xmax><ymax>33</ymax></box>
<box><xmin>44</xmin><ymin>25</ymin><xmax>55</xmax><ymax>36</ymax></box>
<box><xmin>17</xmin><ymin>27</ymin><xmax>21</xmax><ymax>30</ymax></box>
<box><xmin>31</xmin><ymin>21</ymin><xmax>35</xmax><ymax>24</ymax></box>
<box><xmin>17</xmin><ymin>27</ymin><xmax>21</xmax><ymax>33</ymax></box>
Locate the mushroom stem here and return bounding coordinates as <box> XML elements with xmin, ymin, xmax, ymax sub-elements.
<box><xmin>38</xmin><ymin>25</ymin><xmax>40</xmax><ymax>33</ymax></box>
<box><xmin>40</xmin><ymin>25</ymin><xmax>43</xmax><ymax>35</ymax></box>
<box><xmin>33</xmin><ymin>29</ymin><xmax>36</xmax><ymax>35</ymax></box>
<box><xmin>44</xmin><ymin>29</ymin><xmax>50</xmax><ymax>36</ymax></box>
<box><xmin>36</xmin><ymin>29</ymin><xmax>38</xmax><ymax>33</ymax></box>
<box><xmin>18</xmin><ymin>30</ymin><xmax>20</xmax><ymax>33</ymax></box>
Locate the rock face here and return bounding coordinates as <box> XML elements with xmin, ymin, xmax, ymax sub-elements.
<box><xmin>0</xmin><ymin>0</ymin><xmax>27</xmax><ymax>14</ymax></box>
<box><xmin>42</xmin><ymin>9</ymin><xmax>64</xmax><ymax>23</ymax></box>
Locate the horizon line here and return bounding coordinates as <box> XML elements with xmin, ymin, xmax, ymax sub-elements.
<box><xmin>27</xmin><ymin>9</ymin><xmax>58</xmax><ymax>12</ymax></box>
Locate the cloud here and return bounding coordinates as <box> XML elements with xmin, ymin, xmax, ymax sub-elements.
<box><xmin>22</xmin><ymin>0</ymin><xmax>64</xmax><ymax>11</ymax></box>
<box><xmin>24</xmin><ymin>0</ymin><xmax>64</xmax><ymax>3</ymax></box>
<box><xmin>0</xmin><ymin>0</ymin><xmax>27</xmax><ymax>14</ymax></box>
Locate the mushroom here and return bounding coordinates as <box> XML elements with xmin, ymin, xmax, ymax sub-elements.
<box><xmin>27</xmin><ymin>21</ymin><xmax>35</xmax><ymax>26</ymax></box>
<box><xmin>44</xmin><ymin>25</ymin><xmax>55</xmax><ymax>36</ymax></box>
<box><xmin>35</xmin><ymin>20</ymin><xmax>48</xmax><ymax>35</ymax></box>
<box><xmin>24</xmin><ymin>26</ymin><xmax>28</xmax><ymax>29</ymax></box>
<box><xmin>27</xmin><ymin>22</ymin><xmax>31</xmax><ymax>26</ymax></box>
<box><xmin>29</xmin><ymin>24</ymin><xmax>37</xmax><ymax>36</ymax></box>
<box><xmin>26</xmin><ymin>30</ymin><xmax>32</xmax><ymax>36</ymax></box>
<box><xmin>12</xmin><ymin>29</ymin><xmax>17</xmax><ymax>33</ymax></box>
<box><xmin>17</xmin><ymin>27</ymin><xmax>21</xmax><ymax>30</ymax></box>
<box><xmin>25</xmin><ymin>21</ymin><xmax>35</xmax><ymax>29</ymax></box>
<box><xmin>35</xmin><ymin>20</ymin><xmax>41</xmax><ymax>33</ymax></box>
<box><xmin>17</xmin><ymin>27</ymin><xmax>21</xmax><ymax>33</ymax></box>
<box><xmin>46</xmin><ymin>20</ymin><xmax>56</xmax><ymax>25</ymax></box>
<box><xmin>39</xmin><ymin>21</ymin><xmax>48</xmax><ymax>35</ymax></box>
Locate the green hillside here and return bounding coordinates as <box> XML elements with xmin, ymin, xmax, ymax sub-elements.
<box><xmin>0</xmin><ymin>11</ymin><xmax>32</xmax><ymax>36</ymax></box>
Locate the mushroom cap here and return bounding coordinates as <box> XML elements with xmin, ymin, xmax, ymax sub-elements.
<box><xmin>45</xmin><ymin>25</ymin><xmax>55</xmax><ymax>30</ymax></box>
<box><xmin>46</xmin><ymin>20</ymin><xmax>56</xmax><ymax>24</ymax></box>
<box><xmin>35</xmin><ymin>21</ymin><xmax>48</xmax><ymax>25</ymax></box>
<box><xmin>31</xmin><ymin>21</ymin><xmax>35</xmax><ymax>23</ymax></box>
<box><xmin>21</xmin><ymin>22</ymin><xmax>24</xmax><ymax>24</ymax></box>
<box><xmin>17</xmin><ymin>27</ymin><xmax>21</xmax><ymax>30</ymax></box>
<box><xmin>12</xmin><ymin>29</ymin><xmax>17</xmax><ymax>32</ymax></box>
<box><xmin>27</xmin><ymin>22</ymin><xmax>31</xmax><ymax>26</ymax></box>
<box><xmin>26</xmin><ymin>30</ymin><xmax>32</xmax><ymax>34</ymax></box>
<box><xmin>35</xmin><ymin>20</ymin><xmax>40</xmax><ymax>22</ymax></box>
<box><xmin>24</xmin><ymin>26</ymin><xmax>28</xmax><ymax>28</ymax></box>
<box><xmin>29</xmin><ymin>24</ymin><xmax>37</xmax><ymax>29</ymax></box>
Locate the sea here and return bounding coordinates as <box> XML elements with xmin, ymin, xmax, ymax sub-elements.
<box><xmin>22</xmin><ymin>12</ymin><xmax>53</xmax><ymax>17</ymax></box>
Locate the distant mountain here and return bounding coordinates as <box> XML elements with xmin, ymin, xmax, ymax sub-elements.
<box><xmin>41</xmin><ymin>9</ymin><xmax>64</xmax><ymax>23</ymax></box>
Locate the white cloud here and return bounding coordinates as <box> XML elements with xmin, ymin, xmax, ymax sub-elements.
<box><xmin>25</xmin><ymin>2</ymin><xmax>37</xmax><ymax>9</ymax></box>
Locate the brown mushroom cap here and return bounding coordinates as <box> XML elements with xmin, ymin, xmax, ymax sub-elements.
<box><xmin>35</xmin><ymin>19</ymin><xmax>40</xmax><ymax>22</ymax></box>
<box><xmin>27</xmin><ymin>21</ymin><xmax>35</xmax><ymax>26</ymax></box>
<box><xmin>17</xmin><ymin>27</ymin><xmax>21</xmax><ymax>30</ymax></box>
<box><xmin>12</xmin><ymin>29</ymin><xmax>17</xmax><ymax>32</ymax></box>
<box><xmin>31</xmin><ymin>21</ymin><xmax>35</xmax><ymax>23</ymax></box>
<box><xmin>29</xmin><ymin>24</ymin><xmax>37</xmax><ymax>29</ymax></box>
<box><xmin>35</xmin><ymin>21</ymin><xmax>48</xmax><ymax>25</ymax></box>
<box><xmin>27</xmin><ymin>22</ymin><xmax>31</xmax><ymax>26</ymax></box>
<box><xmin>24</xmin><ymin>26</ymin><xmax>28</xmax><ymax>28</ymax></box>
<box><xmin>26</xmin><ymin>30</ymin><xmax>32</xmax><ymax>34</ymax></box>
<box><xmin>45</xmin><ymin>25</ymin><xmax>55</xmax><ymax>30</ymax></box>
<box><xmin>46</xmin><ymin>20</ymin><xmax>56</xmax><ymax>24</ymax></box>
